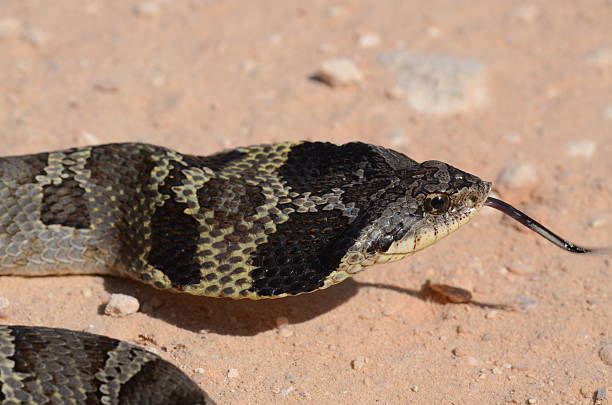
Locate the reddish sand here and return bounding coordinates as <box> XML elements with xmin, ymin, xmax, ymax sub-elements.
<box><xmin>0</xmin><ymin>1</ymin><xmax>610</xmax><ymax>404</ymax></box>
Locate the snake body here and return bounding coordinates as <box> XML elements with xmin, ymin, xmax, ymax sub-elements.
<box><xmin>0</xmin><ymin>141</ymin><xmax>490</xmax><ymax>404</ymax></box>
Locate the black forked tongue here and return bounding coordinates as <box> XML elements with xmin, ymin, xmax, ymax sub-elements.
<box><xmin>485</xmin><ymin>197</ymin><xmax>606</xmax><ymax>254</ymax></box>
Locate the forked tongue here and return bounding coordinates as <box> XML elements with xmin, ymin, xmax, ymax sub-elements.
<box><xmin>484</xmin><ymin>197</ymin><xmax>609</xmax><ymax>254</ymax></box>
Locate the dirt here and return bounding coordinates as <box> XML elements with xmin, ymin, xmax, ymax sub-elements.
<box><xmin>1</xmin><ymin>1</ymin><xmax>611</xmax><ymax>404</ymax></box>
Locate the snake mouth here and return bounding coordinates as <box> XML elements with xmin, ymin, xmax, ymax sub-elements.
<box><xmin>484</xmin><ymin>197</ymin><xmax>604</xmax><ymax>254</ymax></box>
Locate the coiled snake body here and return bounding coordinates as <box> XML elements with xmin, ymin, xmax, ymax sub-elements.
<box><xmin>0</xmin><ymin>141</ymin><xmax>592</xmax><ymax>404</ymax></box>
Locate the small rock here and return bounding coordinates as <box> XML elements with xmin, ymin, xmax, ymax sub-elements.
<box><xmin>0</xmin><ymin>296</ymin><xmax>9</xmax><ymax>310</ymax></box>
<box><xmin>410</xmin><ymin>385</ymin><xmax>419</xmax><ymax>392</ymax></box>
<box><xmin>82</xmin><ymin>288</ymin><xmax>93</xmax><ymax>298</ymax></box>
<box><xmin>596</xmin><ymin>387</ymin><xmax>608</xmax><ymax>400</ymax></box>
<box><xmin>527</xmin><ymin>399</ymin><xmax>537</xmax><ymax>404</ymax></box>
<box><xmin>316</xmin><ymin>58</ymin><xmax>363</xmax><ymax>87</ymax></box>
<box><xmin>485</xmin><ymin>310</ymin><xmax>499</xmax><ymax>319</ymax></box>
<box><xmin>275</xmin><ymin>317</ymin><xmax>289</xmax><ymax>327</ymax></box>
<box><xmin>0</xmin><ymin>17</ymin><xmax>23</xmax><ymax>39</ymax></box>
<box><xmin>194</xmin><ymin>367</ymin><xmax>205</xmax><ymax>374</ymax></box>
<box><xmin>227</xmin><ymin>368</ymin><xmax>239</xmax><ymax>378</ymax></box>
<box><xmin>496</xmin><ymin>162</ymin><xmax>538</xmax><ymax>192</ymax></box>
<box><xmin>506</xmin><ymin>262</ymin><xmax>536</xmax><ymax>276</ymax></box>
<box><xmin>452</xmin><ymin>347</ymin><xmax>467</xmax><ymax>358</ymax></box>
<box><xmin>278</xmin><ymin>327</ymin><xmax>293</xmax><ymax>338</ymax></box>
<box><xmin>351</xmin><ymin>356</ymin><xmax>367</xmax><ymax>370</ymax></box>
<box><xmin>133</xmin><ymin>2</ymin><xmax>161</xmax><ymax>17</ymax></box>
<box><xmin>426</xmin><ymin>26</ymin><xmax>442</xmax><ymax>38</ymax></box>
<box><xmin>492</xmin><ymin>367</ymin><xmax>503</xmax><ymax>375</ymax></box>
<box><xmin>604</xmin><ymin>104</ymin><xmax>612</xmax><ymax>121</ymax></box>
<box><xmin>566</xmin><ymin>140</ymin><xmax>596</xmax><ymax>158</ymax></box>
<box><xmin>23</xmin><ymin>27</ymin><xmax>48</xmax><ymax>46</ymax></box>
<box><xmin>385</xmin><ymin>87</ymin><xmax>405</xmax><ymax>100</ymax></box>
<box><xmin>599</xmin><ymin>344</ymin><xmax>612</xmax><ymax>366</ymax></box>
<box><xmin>104</xmin><ymin>294</ymin><xmax>140</xmax><ymax>317</ymax></box>
<box><xmin>358</xmin><ymin>33</ymin><xmax>380</xmax><ymax>48</ymax></box>
<box><xmin>585</xmin><ymin>46</ymin><xmax>612</xmax><ymax>67</ymax></box>
<box><xmin>512</xmin><ymin>4</ymin><xmax>540</xmax><ymax>22</ymax></box>
<box><xmin>588</xmin><ymin>214</ymin><xmax>612</xmax><ymax>228</ymax></box>
<box><xmin>379</xmin><ymin>51</ymin><xmax>488</xmax><ymax>114</ymax></box>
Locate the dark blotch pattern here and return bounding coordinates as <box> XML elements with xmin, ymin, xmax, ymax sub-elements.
<box><xmin>148</xmin><ymin>164</ymin><xmax>201</xmax><ymax>287</ymax></box>
<box><xmin>41</xmin><ymin>179</ymin><xmax>90</xmax><ymax>229</ymax></box>
<box><xmin>250</xmin><ymin>142</ymin><xmax>402</xmax><ymax>296</ymax></box>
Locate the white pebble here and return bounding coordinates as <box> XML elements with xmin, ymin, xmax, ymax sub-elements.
<box><xmin>496</xmin><ymin>162</ymin><xmax>538</xmax><ymax>190</ymax></box>
<box><xmin>227</xmin><ymin>368</ymin><xmax>239</xmax><ymax>378</ymax></box>
<box><xmin>566</xmin><ymin>140</ymin><xmax>596</xmax><ymax>158</ymax></box>
<box><xmin>604</xmin><ymin>104</ymin><xmax>612</xmax><ymax>121</ymax></box>
<box><xmin>588</xmin><ymin>215</ymin><xmax>612</xmax><ymax>228</ymax></box>
<box><xmin>194</xmin><ymin>367</ymin><xmax>205</xmax><ymax>374</ymax></box>
<box><xmin>485</xmin><ymin>310</ymin><xmax>499</xmax><ymax>319</ymax></box>
<box><xmin>82</xmin><ymin>288</ymin><xmax>93</xmax><ymax>298</ymax></box>
<box><xmin>358</xmin><ymin>33</ymin><xmax>380</xmax><ymax>48</ymax></box>
<box><xmin>351</xmin><ymin>356</ymin><xmax>367</xmax><ymax>370</ymax></box>
<box><xmin>599</xmin><ymin>345</ymin><xmax>612</xmax><ymax>366</ymax></box>
<box><xmin>506</xmin><ymin>262</ymin><xmax>535</xmax><ymax>275</ymax></box>
<box><xmin>585</xmin><ymin>46</ymin><xmax>612</xmax><ymax>67</ymax></box>
<box><xmin>133</xmin><ymin>2</ymin><xmax>161</xmax><ymax>17</ymax></box>
<box><xmin>379</xmin><ymin>51</ymin><xmax>488</xmax><ymax>114</ymax></box>
<box><xmin>512</xmin><ymin>4</ymin><xmax>540</xmax><ymax>22</ymax></box>
<box><xmin>316</xmin><ymin>58</ymin><xmax>363</xmax><ymax>87</ymax></box>
<box><xmin>0</xmin><ymin>17</ymin><xmax>23</xmax><ymax>39</ymax></box>
<box><xmin>23</xmin><ymin>27</ymin><xmax>48</xmax><ymax>46</ymax></box>
<box><xmin>0</xmin><ymin>296</ymin><xmax>9</xmax><ymax>310</ymax></box>
<box><xmin>411</xmin><ymin>385</ymin><xmax>419</xmax><ymax>392</ymax></box>
<box><xmin>104</xmin><ymin>293</ymin><xmax>140</xmax><ymax>317</ymax></box>
<box><xmin>527</xmin><ymin>399</ymin><xmax>537</xmax><ymax>404</ymax></box>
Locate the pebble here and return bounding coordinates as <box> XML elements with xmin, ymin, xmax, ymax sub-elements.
<box><xmin>410</xmin><ymin>385</ymin><xmax>419</xmax><ymax>392</ymax></box>
<box><xmin>511</xmin><ymin>4</ymin><xmax>540</xmax><ymax>22</ymax></box>
<box><xmin>506</xmin><ymin>262</ymin><xmax>536</xmax><ymax>276</ymax></box>
<box><xmin>104</xmin><ymin>293</ymin><xmax>140</xmax><ymax>317</ymax></box>
<box><xmin>351</xmin><ymin>356</ymin><xmax>367</xmax><ymax>370</ymax></box>
<box><xmin>133</xmin><ymin>2</ymin><xmax>162</xmax><ymax>17</ymax></box>
<box><xmin>0</xmin><ymin>17</ymin><xmax>23</xmax><ymax>39</ymax></box>
<box><xmin>485</xmin><ymin>310</ymin><xmax>499</xmax><ymax>319</ymax></box>
<box><xmin>227</xmin><ymin>368</ymin><xmax>239</xmax><ymax>378</ymax></box>
<box><xmin>496</xmin><ymin>162</ymin><xmax>538</xmax><ymax>192</ymax></box>
<box><xmin>194</xmin><ymin>367</ymin><xmax>205</xmax><ymax>374</ymax></box>
<box><xmin>596</xmin><ymin>387</ymin><xmax>608</xmax><ymax>400</ymax></box>
<box><xmin>23</xmin><ymin>27</ymin><xmax>48</xmax><ymax>46</ymax></box>
<box><xmin>566</xmin><ymin>140</ymin><xmax>596</xmax><ymax>158</ymax></box>
<box><xmin>82</xmin><ymin>288</ymin><xmax>93</xmax><ymax>298</ymax></box>
<box><xmin>527</xmin><ymin>398</ymin><xmax>537</xmax><ymax>404</ymax></box>
<box><xmin>316</xmin><ymin>58</ymin><xmax>363</xmax><ymax>87</ymax></box>
<box><xmin>0</xmin><ymin>296</ymin><xmax>9</xmax><ymax>310</ymax></box>
<box><xmin>358</xmin><ymin>33</ymin><xmax>381</xmax><ymax>48</ymax></box>
<box><xmin>379</xmin><ymin>50</ymin><xmax>488</xmax><ymax>114</ymax></box>
<box><xmin>589</xmin><ymin>215</ymin><xmax>612</xmax><ymax>228</ymax></box>
<box><xmin>599</xmin><ymin>344</ymin><xmax>612</xmax><ymax>366</ymax></box>
<box><xmin>585</xmin><ymin>46</ymin><xmax>612</xmax><ymax>67</ymax></box>
<box><xmin>604</xmin><ymin>104</ymin><xmax>612</xmax><ymax>121</ymax></box>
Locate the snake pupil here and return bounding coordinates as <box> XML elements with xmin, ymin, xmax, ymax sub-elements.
<box><xmin>425</xmin><ymin>194</ymin><xmax>451</xmax><ymax>214</ymax></box>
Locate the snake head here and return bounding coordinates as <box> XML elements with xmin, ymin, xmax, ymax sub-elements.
<box><xmin>334</xmin><ymin>160</ymin><xmax>491</xmax><ymax>276</ymax></box>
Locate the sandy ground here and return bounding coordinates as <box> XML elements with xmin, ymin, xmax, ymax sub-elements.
<box><xmin>1</xmin><ymin>1</ymin><xmax>611</xmax><ymax>404</ymax></box>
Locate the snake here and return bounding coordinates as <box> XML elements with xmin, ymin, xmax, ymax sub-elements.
<box><xmin>0</xmin><ymin>141</ymin><xmax>599</xmax><ymax>404</ymax></box>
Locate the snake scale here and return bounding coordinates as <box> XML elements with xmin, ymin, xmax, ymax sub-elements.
<box><xmin>0</xmin><ymin>141</ymin><xmax>596</xmax><ymax>404</ymax></box>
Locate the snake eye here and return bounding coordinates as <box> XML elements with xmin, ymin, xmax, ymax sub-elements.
<box><xmin>424</xmin><ymin>193</ymin><xmax>451</xmax><ymax>215</ymax></box>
